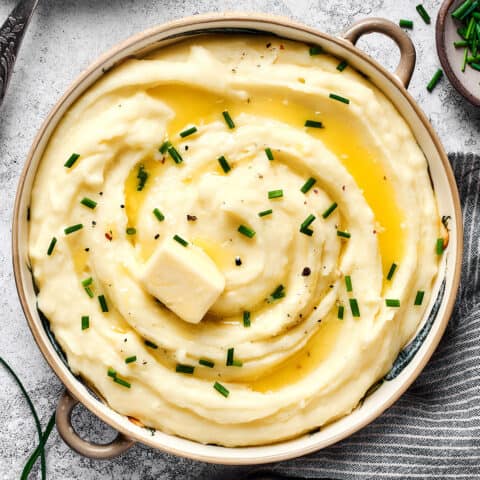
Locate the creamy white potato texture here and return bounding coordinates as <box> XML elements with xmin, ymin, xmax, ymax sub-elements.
<box><xmin>29</xmin><ymin>36</ymin><xmax>441</xmax><ymax>446</ymax></box>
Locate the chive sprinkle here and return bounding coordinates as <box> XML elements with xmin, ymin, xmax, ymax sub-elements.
<box><xmin>399</xmin><ymin>19</ymin><xmax>414</xmax><ymax>29</ymax></box>
<box><xmin>107</xmin><ymin>367</ymin><xmax>117</xmax><ymax>378</ymax></box>
<box><xmin>329</xmin><ymin>93</ymin><xmax>350</xmax><ymax>104</ymax></box>
<box><xmin>386</xmin><ymin>298</ymin><xmax>401</xmax><ymax>307</ymax></box>
<box><xmin>268</xmin><ymin>189</ymin><xmax>283</xmax><ymax>199</ymax></box>
<box><xmin>452</xmin><ymin>0</ymin><xmax>474</xmax><ymax>19</ymax></box>
<box><xmin>176</xmin><ymin>364</ymin><xmax>195</xmax><ymax>374</ymax></box>
<box><xmin>243</xmin><ymin>311</ymin><xmax>251</xmax><ymax>327</ymax></box>
<box><xmin>300</xmin><ymin>214</ymin><xmax>316</xmax><ymax>233</ymax></box>
<box><xmin>338</xmin><ymin>305</ymin><xmax>345</xmax><ymax>320</ymax></box>
<box><xmin>98</xmin><ymin>295</ymin><xmax>108</xmax><ymax>313</ymax></box>
<box><xmin>309</xmin><ymin>45</ymin><xmax>323</xmax><ymax>55</ymax></box>
<box><xmin>136</xmin><ymin>164</ymin><xmax>148</xmax><ymax>191</ymax></box>
<box><xmin>414</xmin><ymin>290</ymin><xmax>425</xmax><ymax>306</ymax></box>
<box><xmin>159</xmin><ymin>140</ymin><xmax>171</xmax><ymax>154</ymax></box>
<box><xmin>173</xmin><ymin>234</ymin><xmax>188</xmax><ymax>247</ymax></box>
<box><xmin>222</xmin><ymin>111</ymin><xmax>235</xmax><ymax>129</ymax></box>
<box><xmin>82</xmin><ymin>277</ymin><xmax>93</xmax><ymax>287</ymax></box>
<box><xmin>47</xmin><ymin>237</ymin><xmax>57</xmax><ymax>256</ymax></box>
<box><xmin>226</xmin><ymin>348</ymin><xmax>234</xmax><ymax>366</ymax></box>
<box><xmin>125</xmin><ymin>356</ymin><xmax>137</xmax><ymax>364</ymax></box>
<box><xmin>126</xmin><ymin>227</ymin><xmax>136</xmax><ymax>235</ymax></box>
<box><xmin>168</xmin><ymin>146</ymin><xmax>183</xmax><ymax>164</ymax></box>
<box><xmin>322</xmin><ymin>202</ymin><xmax>338</xmax><ymax>218</ymax></box>
<box><xmin>268</xmin><ymin>284</ymin><xmax>286</xmax><ymax>302</ymax></box>
<box><xmin>337</xmin><ymin>60</ymin><xmax>348</xmax><ymax>72</ymax></box>
<box><xmin>427</xmin><ymin>69</ymin><xmax>443</xmax><ymax>92</ymax></box>
<box><xmin>179</xmin><ymin>126</ymin><xmax>197</xmax><ymax>138</ymax></box>
<box><xmin>349</xmin><ymin>298</ymin><xmax>360</xmax><ymax>317</ymax></box>
<box><xmin>64</xmin><ymin>153</ymin><xmax>80</xmax><ymax>168</ymax></box>
<box><xmin>301</xmin><ymin>227</ymin><xmax>314</xmax><ymax>237</ymax></box>
<box><xmin>144</xmin><ymin>339</ymin><xmax>158</xmax><ymax>349</ymax></box>
<box><xmin>337</xmin><ymin>230</ymin><xmax>351</xmax><ymax>239</ymax></box>
<box><xmin>214</xmin><ymin>381</ymin><xmax>229</xmax><ymax>397</ymax></box>
<box><xmin>301</xmin><ymin>177</ymin><xmax>317</xmax><ymax>193</ymax></box>
<box><xmin>265</xmin><ymin>147</ymin><xmax>274</xmax><ymax>160</ymax></box>
<box><xmin>64</xmin><ymin>224</ymin><xmax>83</xmax><ymax>235</ymax></box>
<box><xmin>81</xmin><ymin>315</ymin><xmax>89</xmax><ymax>330</ymax></box>
<box><xmin>387</xmin><ymin>263</ymin><xmax>397</xmax><ymax>281</ymax></box>
<box><xmin>218</xmin><ymin>155</ymin><xmax>231</xmax><ymax>173</ymax></box>
<box><xmin>113</xmin><ymin>377</ymin><xmax>131</xmax><ymax>388</ymax></box>
<box><xmin>153</xmin><ymin>208</ymin><xmax>165</xmax><ymax>222</ymax></box>
<box><xmin>238</xmin><ymin>224</ymin><xmax>256</xmax><ymax>238</ymax></box>
<box><xmin>305</xmin><ymin>119</ymin><xmax>323</xmax><ymax>128</ymax></box>
<box><xmin>258</xmin><ymin>209</ymin><xmax>273</xmax><ymax>217</ymax></box>
<box><xmin>436</xmin><ymin>238</ymin><xmax>444</xmax><ymax>255</ymax></box>
<box><xmin>416</xmin><ymin>4</ymin><xmax>431</xmax><ymax>23</ymax></box>
<box><xmin>80</xmin><ymin>197</ymin><xmax>97</xmax><ymax>209</ymax></box>
<box><xmin>84</xmin><ymin>286</ymin><xmax>94</xmax><ymax>298</ymax></box>
<box><xmin>345</xmin><ymin>275</ymin><xmax>353</xmax><ymax>292</ymax></box>
<box><xmin>199</xmin><ymin>359</ymin><xmax>215</xmax><ymax>368</ymax></box>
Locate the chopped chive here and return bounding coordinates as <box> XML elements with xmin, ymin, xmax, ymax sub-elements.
<box><xmin>454</xmin><ymin>40</ymin><xmax>469</xmax><ymax>47</ymax></box>
<box><xmin>47</xmin><ymin>237</ymin><xmax>57</xmax><ymax>256</ymax></box>
<box><xmin>64</xmin><ymin>224</ymin><xmax>83</xmax><ymax>235</ymax></box>
<box><xmin>113</xmin><ymin>377</ymin><xmax>131</xmax><ymax>388</ymax></box>
<box><xmin>226</xmin><ymin>348</ymin><xmax>234</xmax><ymax>366</ymax></box>
<box><xmin>436</xmin><ymin>238</ymin><xmax>444</xmax><ymax>255</ymax></box>
<box><xmin>243</xmin><ymin>311</ymin><xmax>251</xmax><ymax>327</ymax></box>
<box><xmin>107</xmin><ymin>367</ymin><xmax>117</xmax><ymax>378</ymax></box>
<box><xmin>126</xmin><ymin>227</ymin><xmax>136</xmax><ymax>235</ymax></box>
<box><xmin>80</xmin><ymin>197</ymin><xmax>97</xmax><ymax>209</ymax></box>
<box><xmin>337</xmin><ymin>60</ymin><xmax>348</xmax><ymax>72</ymax></box>
<box><xmin>98</xmin><ymin>295</ymin><xmax>108</xmax><ymax>313</ymax></box>
<box><xmin>64</xmin><ymin>153</ymin><xmax>80</xmax><ymax>168</ymax></box>
<box><xmin>159</xmin><ymin>140</ymin><xmax>171</xmax><ymax>154</ymax></box>
<box><xmin>84</xmin><ymin>286</ymin><xmax>94</xmax><ymax>298</ymax></box>
<box><xmin>81</xmin><ymin>315</ymin><xmax>89</xmax><ymax>330</ymax></box>
<box><xmin>179</xmin><ymin>126</ymin><xmax>197</xmax><ymax>138</ymax></box>
<box><xmin>265</xmin><ymin>147</ymin><xmax>274</xmax><ymax>160</ymax></box>
<box><xmin>345</xmin><ymin>275</ymin><xmax>353</xmax><ymax>292</ymax></box>
<box><xmin>416</xmin><ymin>4</ymin><xmax>431</xmax><ymax>24</ymax></box>
<box><xmin>268</xmin><ymin>284</ymin><xmax>286</xmax><ymax>302</ymax></box>
<box><xmin>168</xmin><ymin>146</ymin><xmax>183</xmax><ymax>164</ymax></box>
<box><xmin>173</xmin><ymin>234</ymin><xmax>188</xmax><ymax>247</ymax></box>
<box><xmin>268</xmin><ymin>189</ymin><xmax>283</xmax><ymax>199</ymax></box>
<box><xmin>82</xmin><ymin>277</ymin><xmax>93</xmax><ymax>287</ymax></box>
<box><xmin>399</xmin><ymin>19</ymin><xmax>414</xmax><ymax>29</ymax></box>
<box><xmin>329</xmin><ymin>93</ymin><xmax>350</xmax><ymax>104</ymax></box>
<box><xmin>301</xmin><ymin>177</ymin><xmax>317</xmax><ymax>194</ymax></box>
<box><xmin>349</xmin><ymin>298</ymin><xmax>360</xmax><ymax>317</ymax></box>
<box><xmin>414</xmin><ymin>290</ymin><xmax>425</xmax><ymax>306</ymax></box>
<box><xmin>386</xmin><ymin>298</ymin><xmax>401</xmax><ymax>307</ymax></box>
<box><xmin>218</xmin><ymin>155</ymin><xmax>231</xmax><ymax>173</ymax></box>
<box><xmin>222</xmin><ymin>111</ymin><xmax>235</xmax><ymax>129</ymax></box>
<box><xmin>426</xmin><ymin>69</ymin><xmax>443</xmax><ymax>92</ymax></box>
<box><xmin>258</xmin><ymin>209</ymin><xmax>273</xmax><ymax>217</ymax></box>
<box><xmin>471</xmin><ymin>62</ymin><xmax>480</xmax><ymax>71</ymax></box>
<box><xmin>300</xmin><ymin>214</ymin><xmax>316</xmax><ymax>232</ymax></box>
<box><xmin>125</xmin><ymin>356</ymin><xmax>137</xmax><ymax>364</ymax></box>
<box><xmin>322</xmin><ymin>202</ymin><xmax>338</xmax><ymax>218</ymax></box>
<box><xmin>176</xmin><ymin>364</ymin><xmax>195</xmax><ymax>374</ymax></box>
<box><xmin>387</xmin><ymin>263</ymin><xmax>397</xmax><ymax>281</ymax></box>
<box><xmin>232</xmin><ymin>359</ymin><xmax>243</xmax><ymax>367</ymax></box>
<box><xmin>199</xmin><ymin>358</ymin><xmax>215</xmax><ymax>368</ymax></box>
<box><xmin>305</xmin><ymin>119</ymin><xmax>323</xmax><ymax>128</ymax></box>
<box><xmin>153</xmin><ymin>208</ymin><xmax>165</xmax><ymax>222</ymax></box>
<box><xmin>309</xmin><ymin>45</ymin><xmax>323</xmax><ymax>55</ymax></box>
<box><xmin>462</xmin><ymin>48</ymin><xmax>469</xmax><ymax>72</ymax></box>
<box><xmin>238</xmin><ymin>224</ymin><xmax>256</xmax><ymax>238</ymax></box>
<box><xmin>338</xmin><ymin>305</ymin><xmax>345</xmax><ymax>320</ymax></box>
<box><xmin>213</xmin><ymin>381</ymin><xmax>229</xmax><ymax>397</ymax></box>
<box><xmin>337</xmin><ymin>230</ymin><xmax>351</xmax><ymax>239</ymax></box>
<box><xmin>452</xmin><ymin>0</ymin><xmax>473</xmax><ymax>19</ymax></box>
<box><xmin>301</xmin><ymin>227</ymin><xmax>314</xmax><ymax>237</ymax></box>
<box><xmin>144</xmin><ymin>339</ymin><xmax>158</xmax><ymax>349</ymax></box>
<box><xmin>136</xmin><ymin>164</ymin><xmax>148</xmax><ymax>191</ymax></box>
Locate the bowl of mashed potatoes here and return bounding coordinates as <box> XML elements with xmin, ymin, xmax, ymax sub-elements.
<box><xmin>13</xmin><ymin>13</ymin><xmax>462</xmax><ymax>464</ymax></box>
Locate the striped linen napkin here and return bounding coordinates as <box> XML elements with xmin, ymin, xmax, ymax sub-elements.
<box><xmin>214</xmin><ymin>152</ymin><xmax>479</xmax><ymax>480</ymax></box>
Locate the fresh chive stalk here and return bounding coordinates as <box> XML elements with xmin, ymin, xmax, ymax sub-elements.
<box><xmin>179</xmin><ymin>126</ymin><xmax>197</xmax><ymax>138</ymax></box>
<box><xmin>98</xmin><ymin>295</ymin><xmax>108</xmax><ymax>313</ymax></box>
<box><xmin>176</xmin><ymin>364</ymin><xmax>195</xmax><ymax>374</ymax></box>
<box><xmin>337</xmin><ymin>230</ymin><xmax>351</xmax><ymax>238</ymax></box>
<box><xmin>305</xmin><ymin>119</ymin><xmax>324</xmax><ymax>128</ymax></box>
<box><xmin>414</xmin><ymin>290</ymin><xmax>425</xmax><ymax>306</ymax></box>
<box><xmin>386</xmin><ymin>299</ymin><xmax>401</xmax><ymax>307</ymax></box>
<box><xmin>427</xmin><ymin>69</ymin><xmax>443</xmax><ymax>92</ymax></box>
<box><xmin>301</xmin><ymin>177</ymin><xmax>316</xmax><ymax>193</ymax></box>
<box><xmin>64</xmin><ymin>224</ymin><xmax>83</xmax><ymax>235</ymax></box>
<box><xmin>338</xmin><ymin>305</ymin><xmax>345</xmax><ymax>320</ymax></box>
<box><xmin>300</xmin><ymin>214</ymin><xmax>316</xmax><ymax>234</ymax></box>
<box><xmin>126</xmin><ymin>227</ymin><xmax>136</xmax><ymax>235</ymax></box>
<box><xmin>258</xmin><ymin>209</ymin><xmax>273</xmax><ymax>217</ymax></box>
<box><xmin>268</xmin><ymin>189</ymin><xmax>283</xmax><ymax>199</ymax></box>
<box><xmin>226</xmin><ymin>348</ymin><xmax>235</xmax><ymax>366</ymax></box>
<box><xmin>387</xmin><ymin>263</ymin><xmax>397</xmax><ymax>281</ymax></box>
<box><xmin>173</xmin><ymin>234</ymin><xmax>188</xmax><ymax>247</ymax></box>
<box><xmin>416</xmin><ymin>4</ymin><xmax>431</xmax><ymax>24</ymax></box>
<box><xmin>218</xmin><ymin>155</ymin><xmax>231</xmax><ymax>173</ymax></box>
<box><xmin>47</xmin><ymin>237</ymin><xmax>57</xmax><ymax>256</ymax></box>
<box><xmin>81</xmin><ymin>316</ymin><xmax>89</xmax><ymax>330</ymax></box>
<box><xmin>153</xmin><ymin>208</ymin><xmax>165</xmax><ymax>222</ymax></box>
<box><xmin>125</xmin><ymin>356</ymin><xmax>137</xmax><ymax>364</ymax></box>
<box><xmin>168</xmin><ymin>146</ymin><xmax>183</xmax><ymax>164</ymax></box>
<box><xmin>64</xmin><ymin>153</ymin><xmax>80</xmax><ymax>168</ymax></box>
<box><xmin>80</xmin><ymin>197</ymin><xmax>97</xmax><ymax>209</ymax></box>
<box><xmin>213</xmin><ymin>381</ymin><xmax>229</xmax><ymax>397</ymax></box>
<box><xmin>349</xmin><ymin>298</ymin><xmax>360</xmax><ymax>317</ymax></box>
<box><xmin>159</xmin><ymin>140</ymin><xmax>171</xmax><ymax>154</ymax></box>
<box><xmin>345</xmin><ymin>275</ymin><xmax>353</xmax><ymax>292</ymax></box>
<box><xmin>199</xmin><ymin>358</ymin><xmax>215</xmax><ymax>368</ymax></box>
<box><xmin>243</xmin><ymin>311</ymin><xmax>251</xmax><ymax>327</ymax></box>
<box><xmin>136</xmin><ymin>164</ymin><xmax>148</xmax><ymax>191</ymax></box>
<box><xmin>337</xmin><ymin>60</ymin><xmax>348</xmax><ymax>72</ymax></box>
<box><xmin>238</xmin><ymin>225</ymin><xmax>256</xmax><ymax>238</ymax></box>
<box><xmin>268</xmin><ymin>284</ymin><xmax>286</xmax><ymax>302</ymax></box>
<box><xmin>399</xmin><ymin>19</ymin><xmax>414</xmax><ymax>28</ymax></box>
<box><xmin>144</xmin><ymin>339</ymin><xmax>158</xmax><ymax>349</ymax></box>
<box><xmin>329</xmin><ymin>93</ymin><xmax>350</xmax><ymax>104</ymax></box>
<box><xmin>309</xmin><ymin>45</ymin><xmax>323</xmax><ymax>55</ymax></box>
<box><xmin>113</xmin><ymin>377</ymin><xmax>131</xmax><ymax>388</ymax></box>
<box><xmin>222</xmin><ymin>111</ymin><xmax>235</xmax><ymax>129</ymax></box>
<box><xmin>436</xmin><ymin>238</ymin><xmax>445</xmax><ymax>255</ymax></box>
<box><xmin>265</xmin><ymin>147</ymin><xmax>274</xmax><ymax>160</ymax></box>
<box><xmin>82</xmin><ymin>277</ymin><xmax>93</xmax><ymax>287</ymax></box>
<box><xmin>322</xmin><ymin>202</ymin><xmax>338</xmax><ymax>218</ymax></box>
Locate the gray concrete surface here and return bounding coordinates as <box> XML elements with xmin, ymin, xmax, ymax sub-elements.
<box><xmin>0</xmin><ymin>1</ymin><xmax>478</xmax><ymax>479</ymax></box>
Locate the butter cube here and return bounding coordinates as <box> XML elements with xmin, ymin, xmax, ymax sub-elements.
<box><xmin>140</xmin><ymin>237</ymin><xmax>225</xmax><ymax>324</ymax></box>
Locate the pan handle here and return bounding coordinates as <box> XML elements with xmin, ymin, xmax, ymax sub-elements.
<box><xmin>56</xmin><ymin>389</ymin><xmax>135</xmax><ymax>459</ymax></box>
<box><xmin>342</xmin><ymin>18</ymin><xmax>416</xmax><ymax>88</ymax></box>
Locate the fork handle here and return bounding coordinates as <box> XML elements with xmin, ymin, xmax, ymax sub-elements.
<box><xmin>0</xmin><ymin>0</ymin><xmax>39</xmax><ymax>106</ymax></box>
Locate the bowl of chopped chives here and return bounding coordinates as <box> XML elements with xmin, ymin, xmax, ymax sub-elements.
<box><xmin>436</xmin><ymin>0</ymin><xmax>480</xmax><ymax>106</ymax></box>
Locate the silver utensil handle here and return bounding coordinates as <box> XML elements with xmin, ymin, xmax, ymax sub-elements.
<box><xmin>0</xmin><ymin>0</ymin><xmax>39</xmax><ymax>105</ymax></box>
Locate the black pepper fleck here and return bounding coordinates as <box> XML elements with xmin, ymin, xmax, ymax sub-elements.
<box><xmin>85</xmin><ymin>248</ymin><xmax>90</xmax><ymax>252</ymax></box>
<box><xmin>302</xmin><ymin>267</ymin><xmax>311</xmax><ymax>276</ymax></box>
<box><xmin>187</xmin><ymin>214</ymin><xmax>197</xmax><ymax>222</ymax></box>
<box><xmin>120</xmin><ymin>204</ymin><xmax>125</xmax><ymax>208</ymax></box>
<box><xmin>235</xmin><ymin>256</ymin><xmax>242</xmax><ymax>266</ymax></box>
<box><xmin>154</xmin><ymin>234</ymin><xmax>160</xmax><ymax>240</ymax></box>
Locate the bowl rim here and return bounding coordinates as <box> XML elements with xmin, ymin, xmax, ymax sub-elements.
<box><xmin>12</xmin><ymin>12</ymin><xmax>463</xmax><ymax>464</ymax></box>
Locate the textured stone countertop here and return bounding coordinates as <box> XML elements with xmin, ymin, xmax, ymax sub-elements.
<box><xmin>0</xmin><ymin>1</ymin><xmax>478</xmax><ymax>479</ymax></box>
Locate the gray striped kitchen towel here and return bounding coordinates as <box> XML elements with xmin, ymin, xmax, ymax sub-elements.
<box><xmin>213</xmin><ymin>152</ymin><xmax>480</xmax><ymax>480</ymax></box>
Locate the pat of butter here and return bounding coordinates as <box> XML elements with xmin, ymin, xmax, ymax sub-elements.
<box><xmin>140</xmin><ymin>237</ymin><xmax>225</xmax><ymax>324</ymax></box>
